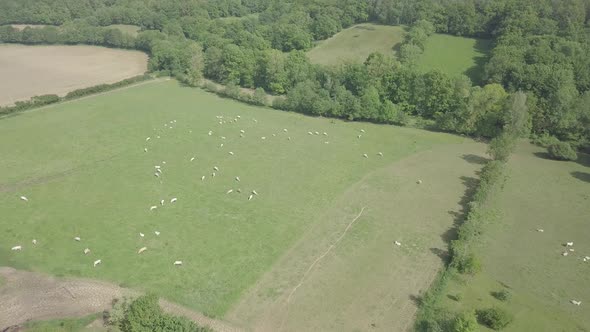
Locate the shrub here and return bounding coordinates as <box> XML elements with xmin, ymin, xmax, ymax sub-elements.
<box><xmin>202</xmin><ymin>81</ymin><xmax>218</xmax><ymax>93</ymax></box>
<box><xmin>487</xmin><ymin>133</ymin><xmax>516</xmax><ymax>161</ymax></box>
<box><xmin>252</xmin><ymin>87</ymin><xmax>267</xmax><ymax>106</ymax></box>
<box><xmin>456</xmin><ymin>253</ymin><xmax>481</xmax><ymax>275</ymax></box>
<box><xmin>531</xmin><ymin>133</ymin><xmax>559</xmax><ymax>147</ymax></box>
<box><xmin>547</xmin><ymin>141</ymin><xmax>577</xmax><ymax>161</ymax></box>
<box><xmin>476</xmin><ymin>307</ymin><xmax>513</xmax><ymax>330</ymax></box>
<box><xmin>452</xmin><ymin>310</ymin><xmax>478</xmax><ymax>332</ymax></box>
<box><xmin>491</xmin><ymin>290</ymin><xmax>511</xmax><ymax>302</ymax></box>
<box><xmin>221</xmin><ymin>83</ymin><xmax>240</xmax><ymax>99</ymax></box>
<box><xmin>114</xmin><ymin>294</ymin><xmax>212</xmax><ymax>332</ymax></box>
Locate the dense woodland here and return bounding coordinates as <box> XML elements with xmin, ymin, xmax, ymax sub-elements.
<box><xmin>1</xmin><ymin>0</ymin><xmax>589</xmax><ymax>150</ymax></box>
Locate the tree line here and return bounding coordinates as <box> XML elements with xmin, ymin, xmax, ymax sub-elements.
<box><xmin>0</xmin><ymin>0</ymin><xmax>589</xmax><ymax>149</ymax></box>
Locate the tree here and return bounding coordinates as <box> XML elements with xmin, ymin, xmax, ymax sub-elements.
<box><xmin>252</xmin><ymin>87</ymin><xmax>267</xmax><ymax>106</ymax></box>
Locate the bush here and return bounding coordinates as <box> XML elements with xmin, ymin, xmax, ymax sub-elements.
<box><xmin>487</xmin><ymin>133</ymin><xmax>516</xmax><ymax>161</ymax></box>
<box><xmin>531</xmin><ymin>133</ymin><xmax>559</xmax><ymax>147</ymax></box>
<box><xmin>111</xmin><ymin>294</ymin><xmax>212</xmax><ymax>332</ymax></box>
<box><xmin>491</xmin><ymin>290</ymin><xmax>511</xmax><ymax>302</ymax></box>
<box><xmin>547</xmin><ymin>141</ymin><xmax>578</xmax><ymax>161</ymax></box>
<box><xmin>202</xmin><ymin>81</ymin><xmax>218</xmax><ymax>93</ymax></box>
<box><xmin>452</xmin><ymin>310</ymin><xmax>478</xmax><ymax>332</ymax></box>
<box><xmin>456</xmin><ymin>253</ymin><xmax>482</xmax><ymax>275</ymax></box>
<box><xmin>476</xmin><ymin>307</ymin><xmax>513</xmax><ymax>330</ymax></box>
<box><xmin>221</xmin><ymin>83</ymin><xmax>240</xmax><ymax>99</ymax></box>
<box><xmin>252</xmin><ymin>87</ymin><xmax>267</xmax><ymax>106</ymax></box>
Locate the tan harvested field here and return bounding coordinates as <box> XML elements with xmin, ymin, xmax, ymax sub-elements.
<box><xmin>0</xmin><ymin>44</ymin><xmax>147</xmax><ymax>106</ymax></box>
<box><xmin>227</xmin><ymin>143</ymin><xmax>486</xmax><ymax>332</ymax></box>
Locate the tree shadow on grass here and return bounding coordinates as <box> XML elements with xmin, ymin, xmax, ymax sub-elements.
<box><xmin>464</xmin><ymin>38</ymin><xmax>493</xmax><ymax>86</ymax></box>
<box><xmin>440</xmin><ymin>176</ymin><xmax>479</xmax><ymax>245</ymax></box>
<box><xmin>462</xmin><ymin>154</ymin><xmax>489</xmax><ymax>165</ymax></box>
<box><xmin>571</xmin><ymin>171</ymin><xmax>590</xmax><ymax>183</ymax></box>
<box><xmin>533</xmin><ymin>151</ymin><xmax>553</xmax><ymax>160</ymax></box>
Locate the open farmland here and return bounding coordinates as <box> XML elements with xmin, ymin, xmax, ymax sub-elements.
<box><xmin>0</xmin><ymin>45</ymin><xmax>147</xmax><ymax>106</ymax></box>
<box><xmin>418</xmin><ymin>34</ymin><xmax>492</xmax><ymax>84</ymax></box>
<box><xmin>307</xmin><ymin>24</ymin><xmax>405</xmax><ymax>65</ymax></box>
<box><xmin>0</xmin><ymin>79</ymin><xmax>485</xmax><ymax>330</ymax></box>
<box><xmin>437</xmin><ymin>143</ymin><xmax>590</xmax><ymax>331</ymax></box>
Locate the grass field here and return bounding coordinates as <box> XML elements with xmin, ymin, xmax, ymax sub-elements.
<box><xmin>307</xmin><ymin>24</ymin><xmax>405</xmax><ymax>65</ymax></box>
<box><xmin>0</xmin><ymin>45</ymin><xmax>147</xmax><ymax>106</ymax></box>
<box><xmin>0</xmin><ymin>79</ymin><xmax>483</xmax><ymax>327</ymax></box>
<box><xmin>438</xmin><ymin>143</ymin><xmax>590</xmax><ymax>331</ymax></box>
<box><xmin>106</xmin><ymin>24</ymin><xmax>140</xmax><ymax>37</ymax></box>
<box><xmin>418</xmin><ymin>34</ymin><xmax>492</xmax><ymax>84</ymax></box>
<box><xmin>24</xmin><ymin>313</ymin><xmax>102</xmax><ymax>332</ymax></box>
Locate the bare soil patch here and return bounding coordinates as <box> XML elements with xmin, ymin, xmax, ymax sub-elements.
<box><xmin>0</xmin><ymin>44</ymin><xmax>147</xmax><ymax>106</ymax></box>
<box><xmin>0</xmin><ymin>267</ymin><xmax>242</xmax><ymax>332</ymax></box>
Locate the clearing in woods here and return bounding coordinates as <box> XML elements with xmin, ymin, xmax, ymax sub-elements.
<box><xmin>306</xmin><ymin>24</ymin><xmax>405</xmax><ymax>65</ymax></box>
<box><xmin>437</xmin><ymin>143</ymin><xmax>590</xmax><ymax>331</ymax></box>
<box><xmin>417</xmin><ymin>33</ymin><xmax>492</xmax><ymax>84</ymax></box>
<box><xmin>1</xmin><ymin>79</ymin><xmax>484</xmax><ymax>329</ymax></box>
<box><xmin>0</xmin><ymin>44</ymin><xmax>147</xmax><ymax>106</ymax></box>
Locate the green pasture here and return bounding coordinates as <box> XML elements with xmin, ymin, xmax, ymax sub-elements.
<box><xmin>418</xmin><ymin>34</ymin><xmax>492</xmax><ymax>84</ymax></box>
<box><xmin>307</xmin><ymin>23</ymin><xmax>405</xmax><ymax>65</ymax></box>
<box><xmin>0</xmin><ymin>80</ymin><xmax>468</xmax><ymax>317</ymax></box>
<box><xmin>439</xmin><ymin>143</ymin><xmax>590</xmax><ymax>331</ymax></box>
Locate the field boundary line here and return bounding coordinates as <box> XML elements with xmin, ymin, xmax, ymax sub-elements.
<box><xmin>0</xmin><ymin>77</ymin><xmax>167</xmax><ymax>118</ymax></box>
<box><xmin>279</xmin><ymin>206</ymin><xmax>366</xmax><ymax>331</ymax></box>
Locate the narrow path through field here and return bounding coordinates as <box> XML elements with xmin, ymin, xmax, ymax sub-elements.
<box><xmin>0</xmin><ymin>267</ymin><xmax>242</xmax><ymax>332</ymax></box>
<box><xmin>227</xmin><ymin>142</ymin><xmax>487</xmax><ymax>332</ymax></box>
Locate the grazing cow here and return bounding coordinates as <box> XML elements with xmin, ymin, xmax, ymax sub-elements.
<box><xmin>144</xmin><ymin>148</ymin><xmax>148</xmax><ymax>152</ymax></box>
<box><xmin>227</xmin><ymin>189</ymin><xmax>233</xmax><ymax>194</ymax></box>
<box><xmin>84</xmin><ymin>248</ymin><xmax>90</xmax><ymax>254</ymax></box>
<box><xmin>252</xmin><ymin>190</ymin><xmax>258</xmax><ymax>196</ymax></box>
<box><xmin>74</xmin><ymin>237</ymin><xmax>81</xmax><ymax>241</ymax></box>
<box><xmin>146</xmin><ymin>137</ymin><xmax>151</xmax><ymax>141</ymax></box>
<box><xmin>174</xmin><ymin>261</ymin><xmax>183</xmax><ymax>266</ymax></box>
<box><xmin>20</xmin><ymin>196</ymin><xmax>28</xmax><ymax>202</ymax></box>
<box><xmin>201</xmin><ymin>176</ymin><xmax>206</xmax><ymax>181</ymax></box>
<box><xmin>94</xmin><ymin>259</ymin><xmax>101</xmax><ymax>267</ymax></box>
<box><xmin>139</xmin><ymin>233</ymin><xmax>145</xmax><ymax>237</ymax></box>
<box><xmin>11</xmin><ymin>245</ymin><xmax>22</xmax><ymax>251</ymax></box>
<box><xmin>160</xmin><ymin>199</ymin><xmax>165</xmax><ymax>206</ymax></box>
<box><xmin>138</xmin><ymin>247</ymin><xmax>147</xmax><ymax>254</ymax></box>
<box><xmin>394</xmin><ymin>241</ymin><xmax>401</xmax><ymax>246</ymax></box>
<box><xmin>150</xmin><ymin>206</ymin><xmax>157</xmax><ymax>211</ymax></box>
<box><xmin>190</xmin><ymin>157</ymin><xmax>195</xmax><ymax>161</ymax></box>
<box><xmin>363</xmin><ymin>154</ymin><xmax>368</xmax><ymax>158</ymax></box>
<box><xmin>32</xmin><ymin>239</ymin><xmax>37</xmax><ymax>245</ymax></box>
<box><xmin>248</xmin><ymin>194</ymin><xmax>253</xmax><ymax>201</ymax></box>
<box><xmin>154</xmin><ymin>231</ymin><xmax>160</xmax><ymax>236</ymax></box>
<box><xmin>235</xmin><ymin>177</ymin><xmax>240</xmax><ymax>182</ymax></box>
<box><xmin>170</xmin><ymin>198</ymin><xmax>178</xmax><ymax>203</ymax></box>
<box><xmin>378</xmin><ymin>152</ymin><xmax>383</xmax><ymax>156</ymax></box>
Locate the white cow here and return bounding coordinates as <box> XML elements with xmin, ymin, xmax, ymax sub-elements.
<box><xmin>84</xmin><ymin>248</ymin><xmax>90</xmax><ymax>254</ymax></box>
<box><xmin>174</xmin><ymin>261</ymin><xmax>183</xmax><ymax>266</ymax></box>
<box><xmin>170</xmin><ymin>198</ymin><xmax>178</xmax><ymax>203</ymax></box>
<box><xmin>20</xmin><ymin>196</ymin><xmax>28</xmax><ymax>202</ymax></box>
<box><xmin>150</xmin><ymin>206</ymin><xmax>158</xmax><ymax>211</ymax></box>
<box><xmin>94</xmin><ymin>259</ymin><xmax>101</xmax><ymax>267</ymax></box>
<box><xmin>138</xmin><ymin>247</ymin><xmax>147</xmax><ymax>254</ymax></box>
<box><xmin>74</xmin><ymin>237</ymin><xmax>81</xmax><ymax>241</ymax></box>
<box><xmin>11</xmin><ymin>245</ymin><xmax>22</xmax><ymax>251</ymax></box>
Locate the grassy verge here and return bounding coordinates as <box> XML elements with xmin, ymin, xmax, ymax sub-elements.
<box><xmin>0</xmin><ymin>74</ymin><xmax>152</xmax><ymax>118</ymax></box>
<box><xmin>23</xmin><ymin>313</ymin><xmax>101</xmax><ymax>332</ymax></box>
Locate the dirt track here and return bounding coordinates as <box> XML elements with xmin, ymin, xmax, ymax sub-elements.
<box><xmin>0</xmin><ymin>267</ymin><xmax>242</xmax><ymax>332</ymax></box>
